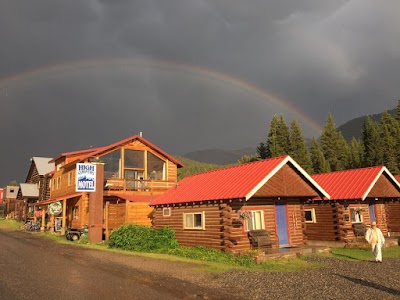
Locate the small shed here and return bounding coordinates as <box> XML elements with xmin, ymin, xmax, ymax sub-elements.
<box><xmin>150</xmin><ymin>156</ymin><xmax>329</xmax><ymax>253</ymax></box>
<box><xmin>305</xmin><ymin>166</ymin><xmax>400</xmax><ymax>241</ymax></box>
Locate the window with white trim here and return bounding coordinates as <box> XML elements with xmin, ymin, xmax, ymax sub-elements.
<box><xmin>163</xmin><ymin>207</ymin><xmax>171</xmax><ymax>217</ymax></box>
<box><xmin>244</xmin><ymin>210</ymin><xmax>265</xmax><ymax>232</ymax></box>
<box><xmin>304</xmin><ymin>208</ymin><xmax>316</xmax><ymax>223</ymax></box>
<box><xmin>350</xmin><ymin>208</ymin><xmax>364</xmax><ymax>223</ymax></box>
<box><xmin>183</xmin><ymin>212</ymin><xmax>205</xmax><ymax>230</ymax></box>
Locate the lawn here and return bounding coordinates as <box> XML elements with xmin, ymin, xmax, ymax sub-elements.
<box><xmin>2</xmin><ymin>218</ymin><xmax>398</xmax><ymax>272</ymax></box>
<box><xmin>331</xmin><ymin>246</ymin><xmax>400</xmax><ymax>261</ymax></box>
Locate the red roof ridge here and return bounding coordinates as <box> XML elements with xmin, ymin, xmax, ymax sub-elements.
<box><xmin>183</xmin><ymin>155</ymin><xmax>290</xmax><ymax>180</ymax></box>
<box><xmin>313</xmin><ymin>165</ymin><xmax>384</xmax><ymax>177</ymax></box>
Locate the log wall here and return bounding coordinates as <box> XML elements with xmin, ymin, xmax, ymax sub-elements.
<box><xmin>152</xmin><ymin>198</ymin><xmax>306</xmax><ymax>253</ymax></box>
<box><xmin>304</xmin><ymin>203</ymin><xmax>340</xmax><ymax>241</ymax></box>
<box><xmin>386</xmin><ymin>202</ymin><xmax>400</xmax><ymax>233</ymax></box>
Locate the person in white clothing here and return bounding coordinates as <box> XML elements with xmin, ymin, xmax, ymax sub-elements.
<box><xmin>365</xmin><ymin>221</ymin><xmax>385</xmax><ymax>263</ymax></box>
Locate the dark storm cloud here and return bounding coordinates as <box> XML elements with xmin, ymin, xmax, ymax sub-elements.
<box><xmin>0</xmin><ymin>0</ymin><xmax>400</xmax><ymax>185</ymax></box>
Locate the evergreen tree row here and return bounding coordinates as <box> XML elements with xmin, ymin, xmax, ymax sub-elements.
<box><xmin>248</xmin><ymin>100</ymin><xmax>400</xmax><ymax>175</ymax></box>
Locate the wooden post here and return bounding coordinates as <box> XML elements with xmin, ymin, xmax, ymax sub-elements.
<box><xmin>105</xmin><ymin>201</ymin><xmax>109</xmax><ymax>241</ymax></box>
<box><xmin>61</xmin><ymin>199</ymin><xmax>67</xmax><ymax>235</ymax></box>
<box><xmin>50</xmin><ymin>214</ymin><xmax>55</xmax><ymax>232</ymax></box>
<box><xmin>24</xmin><ymin>199</ymin><xmax>28</xmax><ymax>223</ymax></box>
<box><xmin>41</xmin><ymin>208</ymin><xmax>46</xmax><ymax>232</ymax></box>
<box><xmin>88</xmin><ymin>163</ymin><xmax>104</xmax><ymax>243</ymax></box>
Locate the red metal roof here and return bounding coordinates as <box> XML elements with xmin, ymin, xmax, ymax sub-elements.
<box><xmin>311</xmin><ymin>166</ymin><xmax>393</xmax><ymax>200</ymax></box>
<box><xmin>394</xmin><ymin>175</ymin><xmax>400</xmax><ymax>183</ymax></box>
<box><xmin>150</xmin><ymin>156</ymin><xmax>329</xmax><ymax>206</ymax></box>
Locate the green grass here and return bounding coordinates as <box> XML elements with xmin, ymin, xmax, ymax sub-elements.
<box><xmin>331</xmin><ymin>246</ymin><xmax>400</xmax><ymax>261</ymax></box>
<box><xmin>0</xmin><ymin>218</ymin><xmax>24</xmax><ymax>230</ymax></box>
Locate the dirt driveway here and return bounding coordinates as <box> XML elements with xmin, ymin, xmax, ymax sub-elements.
<box><xmin>0</xmin><ymin>228</ymin><xmax>399</xmax><ymax>300</ymax></box>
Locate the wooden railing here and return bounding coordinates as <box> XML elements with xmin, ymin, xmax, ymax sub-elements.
<box><xmin>104</xmin><ymin>178</ymin><xmax>176</xmax><ymax>193</ymax></box>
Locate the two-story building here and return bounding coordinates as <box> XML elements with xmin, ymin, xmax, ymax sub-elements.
<box><xmin>36</xmin><ymin>134</ymin><xmax>183</xmax><ymax>242</ymax></box>
<box><xmin>17</xmin><ymin>157</ymin><xmax>54</xmax><ymax>222</ymax></box>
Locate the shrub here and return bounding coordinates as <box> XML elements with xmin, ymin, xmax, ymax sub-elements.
<box><xmin>78</xmin><ymin>234</ymin><xmax>90</xmax><ymax>244</ymax></box>
<box><xmin>108</xmin><ymin>224</ymin><xmax>178</xmax><ymax>252</ymax></box>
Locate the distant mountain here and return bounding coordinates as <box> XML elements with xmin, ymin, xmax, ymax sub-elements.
<box><xmin>337</xmin><ymin>108</ymin><xmax>396</xmax><ymax>141</ymax></box>
<box><xmin>182</xmin><ymin>147</ymin><xmax>257</xmax><ymax>165</ymax></box>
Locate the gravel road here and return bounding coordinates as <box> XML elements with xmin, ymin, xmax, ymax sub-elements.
<box><xmin>1</xmin><ymin>228</ymin><xmax>399</xmax><ymax>300</ymax></box>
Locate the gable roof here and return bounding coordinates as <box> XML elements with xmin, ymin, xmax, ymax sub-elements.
<box><xmin>49</xmin><ymin>147</ymin><xmax>104</xmax><ymax>163</ymax></box>
<box><xmin>150</xmin><ymin>155</ymin><xmax>329</xmax><ymax>206</ymax></box>
<box><xmin>395</xmin><ymin>175</ymin><xmax>400</xmax><ymax>183</ymax></box>
<box><xmin>61</xmin><ymin>135</ymin><xmax>183</xmax><ymax>169</ymax></box>
<box><xmin>19</xmin><ymin>183</ymin><xmax>39</xmax><ymax>198</ymax></box>
<box><xmin>32</xmin><ymin>157</ymin><xmax>55</xmax><ymax>176</ymax></box>
<box><xmin>312</xmin><ymin>166</ymin><xmax>400</xmax><ymax>200</ymax></box>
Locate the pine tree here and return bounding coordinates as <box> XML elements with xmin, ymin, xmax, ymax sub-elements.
<box><xmin>257</xmin><ymin>142</ymin><xmax>268</xmax><ymax>159</ymax></box>
<box><xmin>347</xmin><ymin>137</ymin><xmax>364</xmax><ymax>169</ymax></box>
<box><xmin>277</xmin><ymin>114</ymin><xmax>291</xmax><ymax>154</ymax></box>
<box><xmin>320</xmin><ymin>114</ymin><xmax>347</xmax><ymax>171</ymax></box>
<box><xmin>266</xmin><ymin>115</ymin><xmax>285</xmax><ymax>157</ymax></box>
<box><xmin>395</xmin><ymin>99</ymin><xmax>400</xmax><ymax>123</ymax></box>
<box><xmin>310</xmin><ymin>138</ymin><xmax>330</xmax><ymax>174</ymax></box>
<box><xmin>379</xmin><ymin>111</ymin><xmax>399</xmax><ymax>173</ymax></box>
<box><xmin>238</xmin><ymin>154</ymin><xmax>259</xmax><ymax>164</ymax></box>
<box><xmin>289</xmin><ymin>119</ymin><xmax>312</xmax><ymax>173</ymax></box>
<box><xmin>361</xmin><ymin>116</ymin><xmax>382</xmax><ymax>167</ymax></box>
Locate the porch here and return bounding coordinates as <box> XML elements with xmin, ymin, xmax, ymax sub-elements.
<box><xmin>254</xmin><ymin>245</ymin><xmax>331</xmax><ymax>262</ymax></box>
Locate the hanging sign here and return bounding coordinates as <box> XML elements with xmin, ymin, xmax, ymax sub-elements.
<box><xmin>49</xmin><ymin>201</ymin><xmax>62</xmax><ymax>216</ymax></box>
<box><xmin>76</xmin><ymin>163</ymin><xmax>96</xmax><ymax>192</ymax></box>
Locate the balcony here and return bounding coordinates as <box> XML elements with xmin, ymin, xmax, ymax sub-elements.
<box><xmin>103</xmin><ymin>178</ymin><xmax>176</xmax><ymax>195</ymax></box>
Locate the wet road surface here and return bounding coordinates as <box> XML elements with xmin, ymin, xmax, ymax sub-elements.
<box><xmin>0</xmin><ymin>229</ymin><xmax>241</xmax><ymax>300</ymax></box>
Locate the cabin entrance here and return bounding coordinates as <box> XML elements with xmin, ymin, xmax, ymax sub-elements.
<box><xmin>275</xmin><ymin>202</ymin><xmax>289</xmax><ymax>246</ymax></box>
<box><xmin>369</xmin><ymin>202</ymin><xmax>376</xmax><ymax>223</ymax></box>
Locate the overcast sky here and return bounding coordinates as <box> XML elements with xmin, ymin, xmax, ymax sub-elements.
<box><xmin>1</xmin><ymin>0</ymin><xmax>400</xmax><ymax>186</ymax></box>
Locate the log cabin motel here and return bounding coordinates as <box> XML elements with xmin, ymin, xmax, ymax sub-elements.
<box><xmin>150</xmin><ymin>156</ymin><xmax>330</xmax><ymax>253</ymax></box>
<box><xmin>305</xmin><ymin>166</ymin><xmax>400</xmax><ymax>242</ymax></box>
<box><xmin>34</xmin><ymin>135</ymin><xmax>183</xmax><ymax>242</ymax></box>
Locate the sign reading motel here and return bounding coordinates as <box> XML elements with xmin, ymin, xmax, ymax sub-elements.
<box><xmin>76</xmin><ymin>163</ymin><xmax>96</xmax><ymax>192</ymax></box>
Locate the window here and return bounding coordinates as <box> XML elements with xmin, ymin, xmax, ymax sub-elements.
<box><xmin>57</xmin><ymin>177</ymin><xmax>61</xmax><ymax>189</ymax></box>
<box><xmin>147</xmin><ymin>152</ymin><xmax>166</xmax><ymax>180</ymax></box>
<box><xmin>350</xmin><ymin>208</ymin><xmax>364</xmax><ymax>223</ymax></box>
<box><xmin>244</xmin><ymin>210</ymin><xmax>265</xmax><ymax>231</ymax></box>
<box><xmin>183</xmin><ymin>212</ymin><xmax>205</xmax><ymax>230</ymax></box>
<box><xmin>163</xmin><ymin>207</ymin><xmax>171</xmax><ymax>217</ymax></box>
<box><xmin>101</xmin><ymin>150</ymin><xmax>121</xmax><ymax>179</ymax></box>
<box><xmin>124</xmin><ymin>150</ymin><xmax>144</xmax><ymax>169</ymax></box>
<box><xmin>72</xmin><ymin>206</ymin><xmax>79</xmax><ymax>220</ymax></box>
<box><xmin>68</xmin><ymin>172</ymin><xmax>73</xmax><ymax>186</ymax></box>
<box><xmin>304</xmin><ymin>209</ymin><xmax>316</xmax><ymax>223</ymax></box>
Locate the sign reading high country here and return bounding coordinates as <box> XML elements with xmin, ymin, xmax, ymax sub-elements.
<box><xmin>76</xmin><ymin>163</ymin><xmax>96</xmax><ymax>192</ymax></box>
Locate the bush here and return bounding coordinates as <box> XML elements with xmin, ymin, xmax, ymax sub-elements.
<box><xmin>78</xmin><ymin>234</ymin><xmax>90</xmax><ymax>244</ymax></box>
<box><xmin>108</xmin><ymin>224</ymin><xmax>178</xmax><ymax>252</ymax></box>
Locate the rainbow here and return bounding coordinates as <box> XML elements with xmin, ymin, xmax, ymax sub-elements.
<box><xmin>0</xmin><ymin>57</ymin><xmax>323</xmax><ymax>134</ymax></box>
